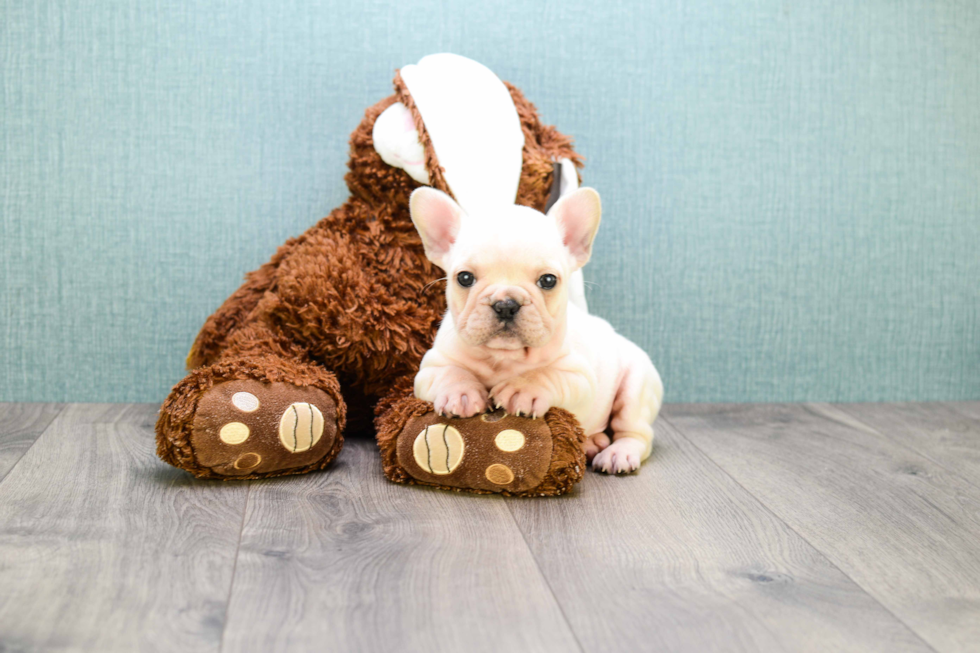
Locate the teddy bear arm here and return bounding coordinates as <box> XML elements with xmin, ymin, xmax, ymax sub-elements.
<box><xmin>266</xmin><ymin>203</ymin><xmax>447</xmax><ymax>393</ymax></box>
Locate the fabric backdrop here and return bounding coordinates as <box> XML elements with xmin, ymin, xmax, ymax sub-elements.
<box><xmin>2</xmin><ymin>0</ymin><xmax>977</xmax><ymax>403</ymax></box>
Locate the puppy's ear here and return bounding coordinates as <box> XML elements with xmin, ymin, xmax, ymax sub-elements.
<box><xmin>548</xmin><ymin>187</ymin><xmax>602</xmax><ymax>269</ymax></box>
<box><xmin>410</xmin><ymin>187</ymin><xmax>464</xmax><ymax>269</ymax></box>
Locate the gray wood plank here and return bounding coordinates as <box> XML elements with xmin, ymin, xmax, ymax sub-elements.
<box><xmin>947</xmin><ymin>402</ymin><xmax>980</xmax><ymax>421</ymax></box>
<box><xmin>221</xmin><ymin>437</ymin><xmax>581</xmax><ymax>653</ymax></box>
<box><xmin>0</xmin><ymin>403</ymin><xmax>64</xmax><ymax>482</ymax></box>
<box><xmin>665</xmin><ymin>402</ymin><xmax>980</xmax><ymax>653</ymax></box>
<box><xmin>0</xmin><ymin>403</ymin><xmax>249</xmax><ymax>653</ymax></box>
<box><xmin>833</xmin><ymin>402</ymin><xmax>980</xmax><ymax>489</ymax></box>
<box><xmin>508</xmin><ymin>418</ymin><xmax>933</xmax><ymax>653</ymax></box>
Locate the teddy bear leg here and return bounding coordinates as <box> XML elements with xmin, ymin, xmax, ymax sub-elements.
<box><xmin>156</xmin><ymin>352</ymin><xmax>346</xmax><ymax>480</ymax></box>
<box><xmin>374</xmin><ymin>379</ymin><xmax>587</xmax><ymax>496</ymax></box>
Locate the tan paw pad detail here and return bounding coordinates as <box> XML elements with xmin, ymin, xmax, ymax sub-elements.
<box><xmin>234</xmin><ymin>452</ymin><xmax>262</xmax><ymax>470</ymax></box>
<box><xmin>494</xmin><ymin>429</ymin><xmax>525</xmax><ymax>452</ymax></box>
<box><xmin>413</xmin><ymin>424</ymin><xmax>464</xmax><ymax>475</ymax></box>
<box><xmin>190</xmin><ymin>379</ymin><xmax>340</xmax><ymax>477</ymax></box>
<box><xmin>481</xmin><ymin>409</ymin><xmax>506</xmax><ymax>423</ymax></box>
<box><xmin>279</xmin><ymin>402</ymin><xmax>324</xmax><ymax>453</ymax></box>
<box><xmin>231</xmin><ymin>391</ymin><xmax>260</xmax><ymax>412</ymax></box>
<box><xmin>485</xmin><ymin>463</ymin><xmax>515</xmax><ymax>485</ymax></box>
<box><xmin>219</xmin><ymin>422</ymin><xmax>250</xmax><ymax>445</ymax></box>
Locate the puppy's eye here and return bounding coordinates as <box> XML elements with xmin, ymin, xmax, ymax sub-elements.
<box><xmin>456</xmin><ymin>271</ymin><xmax>476</xmax><ymax>288</ymax></box>
<box><xmin>537</xmin><ymin>274</ymin><xmax>558</xmax><ymax>290</ymax></box>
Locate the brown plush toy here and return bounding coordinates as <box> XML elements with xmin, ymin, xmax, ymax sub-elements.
<box><xmin>156</xmin><ymin>54</ymin><xmax>588</xmax><ymax>495</ymax></box>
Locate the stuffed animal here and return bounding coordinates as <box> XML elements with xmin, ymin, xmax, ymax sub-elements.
<box><xmin>156</xmin><ymin>54</ymin><xmax>588</xmax><ymax>495</ymax></box>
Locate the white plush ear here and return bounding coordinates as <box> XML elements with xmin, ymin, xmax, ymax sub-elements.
<box><xmin>409</xmin><ymin>187</ymin><xmax>464</xmax><ymax>269</ymax></box>
<box><xmin>548</xmin><ymin>187</ymin><xmax>602</xmax><ymax>269</ymax></box>
<box><xmin>372</xmin><ymin>102</ymin><xmax>430</xmax><ymax>184</ymax></box>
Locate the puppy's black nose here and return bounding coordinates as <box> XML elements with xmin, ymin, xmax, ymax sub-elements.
<box><xmin>492</xmin><ymin>298</ymin><xmax>521</xmax><ymax>321</ymax></box>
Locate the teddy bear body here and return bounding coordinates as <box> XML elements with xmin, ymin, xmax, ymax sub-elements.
<box><xmin>156</xmin><ymin>58</ymin><xmax>587</xmax><ymax>493</ymax></box>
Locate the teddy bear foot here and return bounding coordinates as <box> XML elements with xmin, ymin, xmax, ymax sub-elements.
<box><xmin>376</xmin><ymin>398</ymin><xmax>587</xmax><ymax>496</ymax></box>
<box><xmin>181</xmin><ymin>379</ymin><xmax>342</xmax><ymax>479</ymax></box>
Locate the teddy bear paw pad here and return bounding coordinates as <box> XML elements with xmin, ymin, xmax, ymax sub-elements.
<box><xmin>396</xmin><ymin>409</ymin><xmax>554</xmax><ymax>493</ymax></box>
<box><xmin>190</xmin><ymin>380</ymin><xmax>339</xmax><ymax>477</ymax></box>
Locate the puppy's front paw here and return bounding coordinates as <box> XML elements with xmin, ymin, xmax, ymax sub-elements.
<box><xmin>592</xmin><ymin>437</ymin><xmax>645</xmax><ymax>474</ymax></box>
<box><xmin>433</xmin><ymin>384</ymin><xmax>488</xmax><ymax>418</ymax></box>
<box><xmin>489</xmin><ymin>378</ymin><xmax>553</xmax><ymax>419</ymax></box>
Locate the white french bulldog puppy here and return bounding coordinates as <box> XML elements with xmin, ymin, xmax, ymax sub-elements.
<box><xmin>410</xmin><ymin>187</ymin><xmax>664</xmax><ymax>474</ymax></box>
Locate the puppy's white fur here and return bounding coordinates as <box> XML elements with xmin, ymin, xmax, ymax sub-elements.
<box><xmin>411</xmin><ymin>187</ymin><xmax>664</xmax><ymax>474</ymax></box>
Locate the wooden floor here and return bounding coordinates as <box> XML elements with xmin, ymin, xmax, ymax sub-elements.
<box><xmin>1</xmin><ymin>403</ymin><xmax>978</xmax><ymax>652</ymax></box>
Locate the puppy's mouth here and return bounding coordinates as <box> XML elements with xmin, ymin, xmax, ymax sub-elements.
<box><xmin>482</xmin><ymin>323</ymin><xmax>528</xmax><ymax>350</ymax></box>
<box><xmin>456</xmin><ymin>303</ymin><xmax>552</xmax><ymax>350</ymax></box>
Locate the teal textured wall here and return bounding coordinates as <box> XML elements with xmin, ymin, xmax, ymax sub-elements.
<box><xmin>2</xmin><ymin>0</ymin><xmax>978</xmax><ymax>403</ymax></box>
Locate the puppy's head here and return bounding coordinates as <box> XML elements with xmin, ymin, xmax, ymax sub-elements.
<box><xmin>410</xmin><ymin>188</ymin><xmax>601</xmax><ymax>351</ymax></box>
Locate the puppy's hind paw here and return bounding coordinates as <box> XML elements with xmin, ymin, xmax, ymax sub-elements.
<box><xmin>592</xmin><ymin>438</ymin><xmax>645</xmax><ymax>475</ymax></box>
<box><xmin>583</xmin><ymin>432</ymin><xmax>611</xmax><ymax>463</ymax></box>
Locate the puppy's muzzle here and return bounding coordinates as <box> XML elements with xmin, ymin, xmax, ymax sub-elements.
<box><xmin>492</xmin><ymin>298</ymin><xmax>521</xmax><ymax>322</ymax></box>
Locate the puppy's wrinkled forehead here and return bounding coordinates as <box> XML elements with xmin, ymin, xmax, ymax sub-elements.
<box><xmin>409</xmin><ymin>185</ymin><xmax>601</xmax><ymax>276</ymax></box>
<box><xmin>450</xmin><ymin>205</ymin><xmax>568</xmax><ymax>272</ymax></box>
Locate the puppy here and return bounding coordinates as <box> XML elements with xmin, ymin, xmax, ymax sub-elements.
<box><xmin>410</xmin><ymin>187</ymin><xmax>663</xmax><ymax>474</ymax></box>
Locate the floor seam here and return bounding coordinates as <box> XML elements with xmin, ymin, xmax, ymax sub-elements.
<box><xmin>661</xmin><ymin>412</ymin><xmax>941</xmax><ymax>653</ymax></box>
<box><xmin>0</xmin><ymin>403</ymin><xmax>67</xmax><ymax>486</ymax></box>
<box><xmin>504</xmin><ymin>499</ymin><xmax>587</xmax><ymax>653</ymax></box>
<box><xmin>219</xmin><ymin>482</ymin><xmax>252</xmax><ymax>653</ymax></box>
<box><xmin>827</xmin><ymin>402</ymin><xmax>980</xmax><ymax>493</ymax></box>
